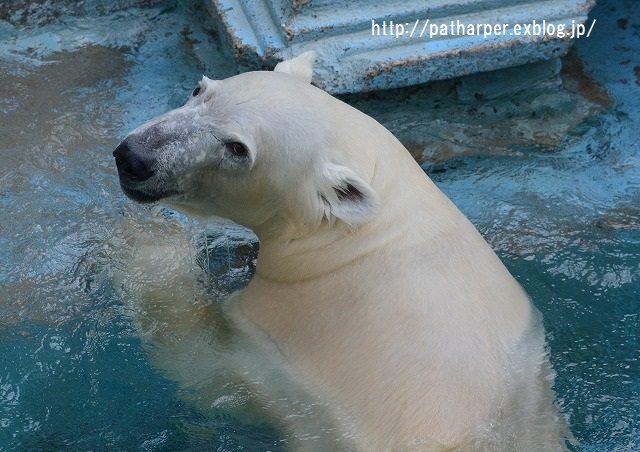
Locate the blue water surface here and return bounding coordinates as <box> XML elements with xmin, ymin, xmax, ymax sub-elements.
<box><xmin>0</xmin><ymin>0</ymin><xmax>638</xmax><ymax>450</ymax></box>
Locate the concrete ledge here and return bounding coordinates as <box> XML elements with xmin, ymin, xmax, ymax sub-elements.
<box><xmin>208</xmin><ymin>0</ymin><xmax>595</xmax><ymax>93</ymax></box>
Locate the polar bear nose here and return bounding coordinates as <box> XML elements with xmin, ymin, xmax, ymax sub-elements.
<box><xmin>113</xmin><ymin>141</ymin><xmax>155</xmax><ymax>182</ymax></box>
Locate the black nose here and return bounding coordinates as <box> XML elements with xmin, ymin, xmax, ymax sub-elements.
<box><xmin>113</xmin><ymin>141</ymin><xmax>155</xmax><ymax>182</ymax></box>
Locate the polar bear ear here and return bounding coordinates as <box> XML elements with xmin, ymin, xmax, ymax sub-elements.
<box><xmin>318</xmin><ymin>163</ymin><xmax>379</xmax><ymax>227</ymax></box>
<box><xmin>274</xmin><ymin>51</ymin><xmax>316</xmax><ymax>84</ymax></box>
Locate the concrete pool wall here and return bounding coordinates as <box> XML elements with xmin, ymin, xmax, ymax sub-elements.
<box><xmin>208</xmin><ymin>0</ymin><xmax>596</xmax><ymax>93</ymax></box>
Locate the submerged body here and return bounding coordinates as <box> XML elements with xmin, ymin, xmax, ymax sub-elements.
<box><xmin>114</xmin><ymin>52</ymin><xmax>569</xmax><ymax>449</ymax></box>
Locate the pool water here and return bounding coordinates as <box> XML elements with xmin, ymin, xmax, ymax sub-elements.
<box><xmin>1</xmin><ymin>0</ymin><xmax>638</xmax><ymax>450</ymax></box>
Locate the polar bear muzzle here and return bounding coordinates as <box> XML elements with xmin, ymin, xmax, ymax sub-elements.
<box><xmin>113</xmin><ymin>141</ymin><xmax>155</xmax><ymax>183</ymax></box>
<box><xmin>113</xmin><ymin>139</ymin><xmax>163</xmax><ymax>203</ymax></box>
<box><xmin>114</xmin><ymin>121</ymin><xmax>191</xmax><ymax>204</ymax></box>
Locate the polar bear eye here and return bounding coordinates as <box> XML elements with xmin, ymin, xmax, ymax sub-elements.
<box><xmin>192</xmin><ymin>86</ymin><xmax>201</xmax><ymax>97</ymax></box>
<box><xmin>226</xmin><ymin>142</ymin><xmax>249</xmax><ymax>158</ymax></box>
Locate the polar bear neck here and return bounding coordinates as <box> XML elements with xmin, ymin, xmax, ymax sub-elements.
<box><xmin>247</xmin><ymin>99</ymin><xmax>464</xmax><ymax>282</ymax></box>
<box><xmin>251</xmin><ymin>146</ymin><xmax>464</xmax><ymax>283</ymax></box>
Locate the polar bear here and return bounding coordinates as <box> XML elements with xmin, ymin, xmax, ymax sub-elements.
<box><xmin>113</xmin><ymin>52</ymin><xmax>570</xmax><ymax>450</ymax></box>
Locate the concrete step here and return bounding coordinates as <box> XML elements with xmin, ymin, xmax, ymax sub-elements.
<box><xmin>208</xmin><ymin>0</ymin><xmax>596</xmax><ymax>93</ymax></box>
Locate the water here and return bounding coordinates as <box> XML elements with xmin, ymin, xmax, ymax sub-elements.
<box><xmin>1</xmin><ymin>0</ymin><xmax>638</xmax><ymax>450</ymax></box>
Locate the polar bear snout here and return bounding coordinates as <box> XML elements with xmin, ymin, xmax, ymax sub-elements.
<box><xmin>113</xmin><ymin>137</ymin><xmax>169</xmax><ymax>204</ymax></box>
<box><xmin>114</xmin><ymin>141</ymin><xmax>155</xmax><ymax>183</ymax></box>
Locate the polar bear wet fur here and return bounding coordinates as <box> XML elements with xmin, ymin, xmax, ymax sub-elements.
<box><xmin>114</xmin><ymin>52</ymin><xmax>570</xmax><ymax>450</ymax></box>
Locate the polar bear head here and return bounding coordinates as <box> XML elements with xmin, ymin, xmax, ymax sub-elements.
<box><xmin>114</xmin><ymin>52</ymin><xmax>379</xmax><ymax>236</ymax></box>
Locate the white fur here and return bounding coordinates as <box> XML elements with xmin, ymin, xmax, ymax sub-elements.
<box><xmin>115</xmin><ymin>54</ymin><xmax>571</xmax><ymax>450</ymax></box>
<box><xmin>274</xmin><ymin>51</ymin><xmax>317</xmax><ymax>84</ymax></box>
